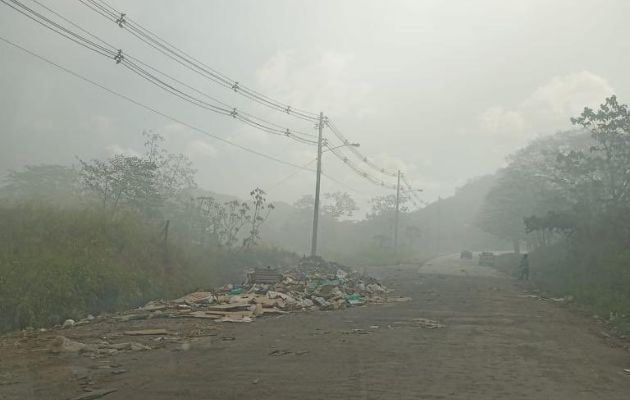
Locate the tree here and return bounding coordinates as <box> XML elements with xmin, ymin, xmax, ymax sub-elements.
<box><xmin>322</xmin><ymin>191</ymin><xmax>358</xmax><ymax>219</ymax></box>
<box><xmin>293</xmin><ymin>192</ymin><xmax>358</xmax><ymax>220</ymax></box>
<box><xmin>367</xmin><ymin>194</ymin><xmax>408</xmax><ymax>219</ymax></box>
<box><xmin>78</xmin><ymin>131</ymin><xmax>197</xmax><ymax>217</ymax></box>
<box><xmin>143</xmin><ymin>131</ymin><xmax>196</xmax><ymax>198</ymax></box>
<box><xmin>569</xmin><ymin>95</ymin><xmax>630</xmax><ymax>208</ymax></box>
<box><xmin>243</xmin><ymin>188</ymin><xmax>274</xmax><ymax>248</ymax></box>
<box><xmin>476</xmin><ymin>132</ymin><xmax>583</xmax><ymax>252</ymax></box>
<box><xmin>78</xmin><ymin>155</ymin><xmax>160</xmax><ymax>214</ymax></box>
<box><xmin>293</xmin><ymin>194</ymin><xmax>314</xmax><ymax>210</ymax></box>
<box><xmin>190</xmin><ymin>188</ymin><xmax>274</xmax><ymax>250</ymax></box>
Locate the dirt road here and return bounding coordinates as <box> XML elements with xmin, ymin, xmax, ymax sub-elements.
<box><xmin>2</xmin><ymin>255</ymin><xmax>630</xmax><ymax>399</ymax></box>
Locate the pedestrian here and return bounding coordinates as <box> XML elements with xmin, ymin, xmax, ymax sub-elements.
<box><xmin>518</xmin><ymin>254</ymin><xmax>529</xmax><ymax>280</ymax></box>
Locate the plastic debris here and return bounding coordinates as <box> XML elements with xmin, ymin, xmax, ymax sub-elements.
<box><xmin>98</xmin><ymin>256</ymin><xmax>396</xmax><ymax>327</ymax></box>
<box><xmin>62</xmin><ymin>319</ymin><xmax>76</xmax><ymax>329</ymax></box>
<box><xmin>49</xmin><ymin>336</ymin><xmax>90</xmax><ymax>353</ymax></box>
<box><xmin>71</xmin><ymin>388</ymin><xmax>117</xmax><ymax>400</ymax></box>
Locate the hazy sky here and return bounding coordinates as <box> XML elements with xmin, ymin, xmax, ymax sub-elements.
<box><xmin>2</xmin><ymin>0</ymin><xmax>629</xmax><ymax>211</ymax></box>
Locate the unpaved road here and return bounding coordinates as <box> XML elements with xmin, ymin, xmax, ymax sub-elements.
<box><xmin>2</xmin><ymin>254</ymin><xmax>630</xmax><ymax>399</ymax></box>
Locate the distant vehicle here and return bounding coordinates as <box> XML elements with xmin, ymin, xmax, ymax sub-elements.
<box><xmin>460</xmin><ymin>250</ymin><xmax>473</xmax><ymax>259</ymax></box>
<box><xmin>478</xmin><ymin>252</ymin><xmax>495</xmax><ymax>266</ymax></box>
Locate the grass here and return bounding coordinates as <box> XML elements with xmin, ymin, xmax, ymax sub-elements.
<box><xmin>493</xmin><ymin>242</ymin><xmax>630</xmax><ymax>338</ymax></box>
<box><xmin>0</xmin><ymin>202</ymin><xmax>297</xmax><ymax>332</ymax></box>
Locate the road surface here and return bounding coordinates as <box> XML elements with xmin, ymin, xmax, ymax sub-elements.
<box><xmin>2</xmin><ymin>254</ymin><xmax>630</xmax><ymax>399</ymax></box>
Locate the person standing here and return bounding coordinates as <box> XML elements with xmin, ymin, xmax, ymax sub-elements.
<box><xmin>518</xmin><ymin>254</ymin><xmax>530</xmax><ymax>280</ymax></box>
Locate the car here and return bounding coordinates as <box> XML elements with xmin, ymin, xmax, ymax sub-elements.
<box><xmin>478</xmin><ymin>251</ymin><xmax>496</xmax><ymax>266</ymax></box>
<box><xmin>460</xmin><ymin>250</ymin><xmax>473</xmax><ymax>259</ymax></box>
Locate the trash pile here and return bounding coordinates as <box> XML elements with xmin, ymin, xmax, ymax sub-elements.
<box><xmin>118</xmin><ymin>257</ymin><xmax>395</xmax><ymax>323</ymax></box>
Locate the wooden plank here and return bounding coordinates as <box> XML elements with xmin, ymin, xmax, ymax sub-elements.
<box><xmin>123</xmin><ymin>329</ymin><xmax>169</xmax><ymax>336</ymax></box>
<box><xmin>205</xmin><ymin>303</ymin><xmax>251</xmax><ymax>311</ymax></box>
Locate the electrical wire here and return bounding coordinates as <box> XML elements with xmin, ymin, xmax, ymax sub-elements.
<box><xmin>326</xmin><ymin>118</ymin><xmax>399</xmax><ymax>178</ymax></box>
<box><xmin>0</xmin><ymin>34</ymin><xmax>315</xmax><ymax>171</ymax></box>
<box><xmin>4</xmin><ymin>0</ymin><xmax>318</xmax><ymax>145</ymax></box>
<box><xmin>78</xmin><ymin>0</ymin><xmax>321</xmax><ymax>122</ymax></box>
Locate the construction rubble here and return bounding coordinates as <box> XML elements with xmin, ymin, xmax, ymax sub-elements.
<box><xmin>114</xmin><ymin>257</ymin><xmax>402</xmax><ymax>324</ymax></box>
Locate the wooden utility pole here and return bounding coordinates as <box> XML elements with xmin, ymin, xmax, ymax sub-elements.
<box><xmin>310</xmin><ymin>112</ymin><xmax>324</xmax><ymax>257</ymax></box>
<box><xmin>394</xmin><ymin>170</ymin><xmax>401</xmax><ymax>249</ymax></box>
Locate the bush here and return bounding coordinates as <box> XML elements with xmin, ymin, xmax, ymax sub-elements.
<box><xmin>0</xmin><ymin>202</ymin><xmax>298</xmax><ymax>332</ymax></box>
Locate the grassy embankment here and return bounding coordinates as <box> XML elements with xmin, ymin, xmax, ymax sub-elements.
<box><xmin>494</xmin><ymin>244</ymin><xmax>630</xmax><ymax>336</ymax></box>
<box><xmin>0</xmin><ymin>202</ymin><xmax>297</xmax><ymax>333</ymax></box>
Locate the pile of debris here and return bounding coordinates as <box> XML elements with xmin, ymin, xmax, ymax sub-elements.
<box><xmin>118</xmin><ymin>257</ymin><xmax>395</xmax><ymax>323</ymax></box>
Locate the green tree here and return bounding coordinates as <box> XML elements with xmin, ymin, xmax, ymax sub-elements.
<box><xmin>322</xmin><ymin>191</ymin><xmax>358</xmax><ymax>219</ymax></box>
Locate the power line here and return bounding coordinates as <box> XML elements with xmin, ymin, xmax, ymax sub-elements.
<box><xmin>0</xmin><ymin>34</ymin><xmax>315</xmax><ymax>172</ymax></box>
<box><xmin>326</xmin><ymin>118</ymin><xmax>399</xmax><ymax>178</ymax></box>
<box><xmin>1</xmin><ymin>0</ymin><xmax>114</xmax><ymax>57</ymax></box>
<box><xmin>7</xmin><ymin>0</ymin><xmax>423</xmax><ymax>202</ymax></box>
<box><xmin>74</xmin><ymin>0</ymin><xmax>424</xmax><ymax>197</ymax></box>
<box><xmin>325</xmin><ymin>143</ymin><xmax>398</xmax><ymax>190</ymax></box>
<box><xmin>4</xmin><ymin>0</ymin><xmax>318</xmax><ymax>145</ymax></box>
<box><xmin>79</xmin><ymin>0</ymin><xmax>321</xmax><ymax>122</ymax></box>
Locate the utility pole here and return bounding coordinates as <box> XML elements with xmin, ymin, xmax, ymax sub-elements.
<box><xmin>310</xmin><ymin>112</ymin><xmax>324</xmax><ymax>257</ymax></box>
<box><xmin>394</xmin><ymin>170</ymin><xmax>401</xmax><ymax>250</ymax></box>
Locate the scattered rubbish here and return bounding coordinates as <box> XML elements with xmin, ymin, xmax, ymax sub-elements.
<box><xmin>252</xmin><ymin>378</ymin><xmax>260</xmax><ymax>384</ymax></box>
<box><xmin>227</xmin><ymin>287</ymin><xmax>244</xmax><ymax>295</ymax></box>
<box><xmin>221</xmin><ymin>336</ymin><xmax>236</xmax><ymax>341</ymax></box>
<box><xmin>269</xmin><ymin>349</ymin><xmax>309</xmax><ymax>356</ymax></box>
<box><xmin>71</xmin><ymin>388</ymin><xmax>117</xmax><ymax>400</ymax></box>
<box><xmin>247</xmin><ymin>266</ymin><xmax>283</xmax><ymax>284</ymax></box>
<box><xmin>181</xmin><ymin>311</ymin><xmax>222</xmax><ymax>319</ymax></box>
<box><xmin>57</xmin><ymin>257</ymin><xmax>396</xmax><ymax>337</ymax></box>
<box><xmin>220</xmin><ymin>316</ymin><xmax>253</xmax><ymax>323</ymax></box>
<box><xmin>62</xmin><ymin>319</ymin><xmax>76</xmax><ymax>329</ymax></box>
<box><xmin>50</xmin><ymin>336</ymin><xmax>90</xmax><ymax>353</ymax></box>
<box><xmin>111</xmin><ymin>369</ymin><xmax>127</xmax><ymax>375</ymax></box>
<box><xmin>387</xmin><ymin>296</ymin><xmax>412</xmax><ymax>303</ymax></box>
<box><xmin>412</xmin><ymin>318</ymin><xmax>444</xmax><ymax>329</ymax></box>
<box><xmin>123</xmin><ymin>329</ymin><xmax>169</xmax><ymax>336</ymax></box>
<box><xmin>114</xmin><ymin>314</ymin><xmax>148</xmax><ymax>322</ymax></box>
<box><xmin>624</xmin><ymin>368</ymin><xmax>630</xmax><ymax>374</ymax></box>
<box><xmin>173</xmin><ymin>291</ymin><xmax>214</xmax><ymax>305</ymax></box>
<box><xmin>108</xmin><ymin>342</ymin><xmax>151</xmax><ymax>351</ymax></box>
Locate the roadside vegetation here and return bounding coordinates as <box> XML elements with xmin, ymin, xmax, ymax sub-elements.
<box><xmin>0</xmin><ymin>132</ymin><xmax>295</xmax><ymax>332</ymax></box>
<box><xmin>478</xmin><ymin>96</ymin><xmax>630</xmax><ymax>335</ymax></box>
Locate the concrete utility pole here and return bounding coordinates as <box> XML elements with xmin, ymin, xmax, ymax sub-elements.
<box><xmin>394</xmin><ymin>170</ymin><xmax>401</xmax><ymax>249</ymax></box>
<box><xmin>310</xmin><ymin>112</ymin><xmax>324</xmax><ymax>257</ymax></box>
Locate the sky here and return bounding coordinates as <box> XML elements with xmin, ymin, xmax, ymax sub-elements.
<box><xmin>2</xmin><ymin>0</ymin><xmax>630</xmax><ymax>213</ymax></box>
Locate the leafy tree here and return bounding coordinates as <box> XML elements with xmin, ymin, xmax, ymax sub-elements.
<box><xmin>294</xmin><ymin>192</ymin><xmax>357</xmax><ymax>220</ymax></box>
<box><xmin>190</xmin><ymin>188</ymin><xmax>274</xmax><ymax>250</ymax></box>
<box><xmin>293</xmin><ymin>194</ymin><xmax>315</xmax><ymax>210</ymax></box>
<box><xmin>78</xmin><ymin>131</ymin><xmax>197</xmax><ymax>216</ymax></box>
<box><xmin>143</xmin><ymin>131</ymin><xmax>196</xmax><ymax>198</ymax></box>
<box><xmin>322</xmin><ymin>191</ymin><xmax>358</xmax><ymax>219</ymax></box>
<box><xmin>367</xmin><ymin>194</ymin><xmax>408</xmax><ymax>219</ymax></box>
<box><xmin>78</xmin><ymin>155</ymin><xmax>160</xmax><ymax>214</ymax></box>
<box><xmin>476</xmin><ymin>132</ymin><xmax>585</xmax><ymax>252</ymax></box>
<box><xmin>243</xmin><ymin>188</ymin><xmax>274</xmax><ymax>248</ymax></box>
<box><xmin>568</xmin><ymin>96</ymin><xmax>630</xmax><ymax>208</ymax></box>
